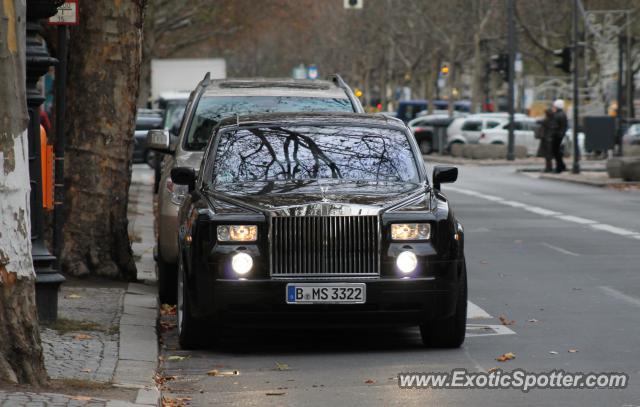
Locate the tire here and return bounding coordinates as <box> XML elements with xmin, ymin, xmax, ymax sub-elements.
<box><xmin>419</xmin><ymin>139</ymin><xmax>433</xmax><ymax>155</ymax></box>
<box><xmin>177</xmin><ymin>254</ymin><xmax>205</xmax><ymax>350</ymax></box>
<box><xmin>157</xmin><ymin>255</ymin><xmax>177</xmax><ymax>305</ymax></box>
<box><xmin>419</xmin><ymin>258</ymin><xmax>467</xmax><ymax>348</ymax></box>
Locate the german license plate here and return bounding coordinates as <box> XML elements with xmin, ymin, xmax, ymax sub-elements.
<box><xmin>286</xmin><ymin>283</ymin><xmax>366</xmax><ymax>304</ymax></box>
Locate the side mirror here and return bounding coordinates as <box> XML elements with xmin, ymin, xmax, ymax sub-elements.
<box><xmin>171</xmin><ymin>167</ymin><xmax>196</xmax><ymax>192</ymax></box>
<box><xmin>146</xmin><ymin>129</ymin><xmax>171</xmax><ymax>154</ymax></box>
<box><xmin>433</xmin><ymin>166</ymin><xmax>458</xmax><ymax>191</ymax></box>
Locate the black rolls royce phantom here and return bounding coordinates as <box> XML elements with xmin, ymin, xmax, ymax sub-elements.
<box><xmin>172</xmin><ymin>112</ymin><xmax>466</xmax><ymax>349</ymax></box>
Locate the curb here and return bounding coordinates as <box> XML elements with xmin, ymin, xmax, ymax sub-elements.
<box><xmin>112</xmin><ymin>283</ymin><xmax>160</xmax><ymax>406</ymax></box>
<box><xmin>519</xmin><ymin>170</ymin><xmax>640</xmax><ymax>188</ymax></box>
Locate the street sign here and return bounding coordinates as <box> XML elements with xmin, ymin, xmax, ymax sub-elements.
<box><xmin>292</xmin><ymin>64</ymin><xmax>306</xmax><ymax>80</ymax></box>
<box><xmin>307</xmin><ymin>64</ymin><xmax>318</xmax><ymax>80</ymax></box>
<box><xmin>48</xmin><ymin>0</ymin><xmax>79</xmax><ymax>26</ymax></box>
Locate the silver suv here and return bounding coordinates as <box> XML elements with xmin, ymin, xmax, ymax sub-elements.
<box><xmin>148</xmin><ymin>75</ymin><xmax>364</xmax><ymax>303</ymax></box>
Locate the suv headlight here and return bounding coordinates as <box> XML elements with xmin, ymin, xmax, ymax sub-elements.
<box><xmin>166</xmin><ymin>176</ymin><xmax>189</xmax><ymax>205</ymax></box>
<box><xmin>391</xmin><ymin>223</ymin><xmax>431</xmax><ymax>241</ymax></box>
<box><xmin>217</xmin><ymin>225</ymin><xmax>258</xmax><ymax>242</ymax></box>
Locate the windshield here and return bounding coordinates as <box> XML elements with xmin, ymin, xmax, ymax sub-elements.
<box><xmin>210</xmin><ymin>126</ymin><xmax>420</xmax><ymax>186</ymax></box>
<box><xmin>184</xmin><ymin>96</ymin><xmax>353</xmax><ymax>150</ymax></box>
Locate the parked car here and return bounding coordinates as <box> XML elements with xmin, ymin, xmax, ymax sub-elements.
<box><xmin>148</xmin><ymin>75</ymin><xmax>364</xmax><ymax>304</ymax></box>
<box><xmin>623</xmin><ymin>123</ymin><xmax>640</xmax><ymax>145</ymax></box>
<box><xmin>446</xmin><ymin>113</ymin><xmax>528</xmax><ymax>148</ymax></box>
<box><xmin>477</xmin><ymin>118</ymin><xmax>539</xmax><ymax>155</ymax></box>
<box><xmin>408</xmin><ymin>114</ymin><xmax>455</xmax><ymax>154</ymax></box>
<box><xmin>171</xmin><ymin>112</ymin><xmax>466</xmax><ymax>349</ymax></box>
<box><xmin>152</xmin><ymin>92</ymin><xmax>190</xmax><ymax>193</ymax></box>
<box><xmin>396</xmin><ymin>100</ymin><xmax>470</xmax><ymax>123</ymax></box>
<box><xmin>133</xmin><ymin>109</ymin><xmax>163</xmax><ymax>164</ymax></box>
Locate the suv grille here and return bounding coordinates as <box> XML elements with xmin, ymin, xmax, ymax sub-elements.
<box><xmin>271</xmin><ymin>216</ymin><xmax>380</xmax><ymax>277</ymax></box>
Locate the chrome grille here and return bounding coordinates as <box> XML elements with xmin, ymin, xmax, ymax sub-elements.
<box><xmin>271</xmin><ymin>216</ymin><xmax>379</xmax><ymax>277</ymax></box>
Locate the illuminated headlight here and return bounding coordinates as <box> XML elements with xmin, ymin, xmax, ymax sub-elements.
<box><xmin>217</xmin><ymin>225</ymin><xmax>258</xmax><ymax>242</ymax></box>
<box><xmin>231</xmin><ymin>252</ymin><xmax>253</xmax><ymax>275</ymax></box>
<box><xmin>396</xmin><ymin>251</ymin><xmax>418</xmax><ymax>274</ymax></box>
<box><xmin>391</xmin><ymin>223</ymin><xmax>431</xmax><ymax>241</ymax></box>
<box><xmin>167</xmin><ymin>177</ymin><xmax>189</xmax><ymax>205</ymax></box>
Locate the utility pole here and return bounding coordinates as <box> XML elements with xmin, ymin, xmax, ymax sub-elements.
<box><xmin>506</xmin><ymin>0</ymin><xmax>515</xmax><ymax>161</ymax></box>
<box><xmin>571</xmin><ymin>0</ymin><xmax>581</xmax><ymax>173</ymax></box>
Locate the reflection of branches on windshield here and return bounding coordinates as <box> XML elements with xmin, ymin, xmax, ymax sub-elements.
<box><xmin>245</xmin><ymin>128</ymin><xmax>287</xmax><ymax>180</ymax></box>
<box><xmin>276</xmin><ymin>127</ymin><xmax>342</xmax><ymax>179</ymax></box>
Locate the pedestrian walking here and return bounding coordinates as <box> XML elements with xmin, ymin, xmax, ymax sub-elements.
<box><xmin>550</xmin><ymin>99</ymin><xmax>568</xmax><ymax>173</ymax></box>
<box><xmin>536</xmin><ymin>108</ymin><xmax>554</xmax><ymax>172</ymax></box>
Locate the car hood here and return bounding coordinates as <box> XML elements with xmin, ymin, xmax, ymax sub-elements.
<box><xmin>206</xmin><ymin>180</ymin><xmax>428</xmax><ymax>216</ymax></box>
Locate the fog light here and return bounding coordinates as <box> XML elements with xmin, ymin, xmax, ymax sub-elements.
<box><xmin>396</xmin><ymin>251</ymin><xmax>417</xmax><ymax>274</ymax></box>
<box><xmin>231</xmin><ymin>252</ymin><xmax>253</xmax><ymax>275</ymax></box>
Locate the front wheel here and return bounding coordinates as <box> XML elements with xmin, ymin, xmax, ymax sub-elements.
<box><xmin>419</xmin><ymin>258</ymin><xmax>467</xmax><ymax>348</ymax></box>
<box><xmin>177</xmin><ymin>255</ymin><xmax>204</xmax><ymax>350</ymax></box>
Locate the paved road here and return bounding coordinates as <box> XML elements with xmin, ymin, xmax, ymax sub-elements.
<box><xmin>159</xmin><ymin>165</ymin><xmax>640</xmax><ymax>406</ymax></box>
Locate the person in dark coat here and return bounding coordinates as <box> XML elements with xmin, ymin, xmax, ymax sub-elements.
<box><xmin>549</xmin><ymin>99</ymin><xmax>568</xmax><ymax>173</ymax></box>
<box><xmin>536</xmin><ymin>108</ymin><xmax>554</xmax><ymax>172</ymax></box>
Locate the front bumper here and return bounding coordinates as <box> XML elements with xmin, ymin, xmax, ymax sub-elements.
<box><xmin>190</xmin><ymin>276</ymin><xmax>459</xmax><ymax>326</ymax></box>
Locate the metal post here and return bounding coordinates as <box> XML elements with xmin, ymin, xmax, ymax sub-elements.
<box><xmin>53</xmin><ymin>25</ymin><xmax>68</xmax><ymax>259</ymax></box>
<box><xmin>616</xmin><ymin>34</ymin><xmax>624</xmax><ymax>157</ymax></box>
<box><xmin>571</xmin><ymin>0</ymin><xmax>580</xmax><ymax>173</ymax></box>
<box><xmin>26</xmin><ymin>0</ymin><xmax>65</xmax><ymax>324</ymax></box>
<box><xmin>506</xmin><ymin>0</ymin><xmax>515</xmax><ymax>160</ymax></box>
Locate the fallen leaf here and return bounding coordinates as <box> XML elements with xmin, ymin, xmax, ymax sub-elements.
<box><xmin>266</xmin><ymin>392</ymin><xmax>286</xmax><ymax>396</ymax></box>
<box><xmin>498</xmin><ymin>315</ymin><xmax>515</xmax><ymax>326</ymax></box>
<box><xmin>160</xmin><ymin>321</ymin><xmax>177</xmax><ymax>332</ymax></box>
<box><xmin>275</xmin><ymin>362</ymin><xmax>290</xmax><ymax>371</ymax></box>
<box><xmin>73</xmin><ymin>334</ymin><xmax>92</xmax><ymax>341</ymax></box>
<box><xmin>527</xmin><ymin>319</ymin><xmax>539</xmax><ymax>323</ymax></box>
<box><xmin>167</xmin><ymin>355</ymin><xmax>188</xmax><ymax>362</ymax></box>
<box><xmin>160</xmin><ymin>304</ymin><xmax>177</xmax><ymax>316</ymax></box>
<box><xmin>207</xmin><ymin>369</ymin><xmax>239</xmax><ymax>376</ymax></box>
<box><xmin>487</xmin><ymin>367</ymin><xmax>500</xmax><ymax>373</ymax></box>
<box><xmin>496</xmin><ymin>352</ymin><xmax>516</xmax><ymax>362</ymax></box>
<box><xmin>67</xmin><ymin>293</ymin><xmax>82</xmax><ymax>299</ymax></box>
<box><xmin>70</xmin><ymin>396</ymin><xmax>92</xmax><ymax>401</ymax></box>
<box><xmin>364</xmin><ymin>379</ymin><xmax>375</xmax><ymax>384</ymax></box>
<box><xmin>568</xmin><ymin>349</ymin><xmax>578</xmax><ymax>353</ymax></box>
<box><xmin>549</xmin><ymin>351</ymin><xmax>558</xmax><ymax>355</ymax></box>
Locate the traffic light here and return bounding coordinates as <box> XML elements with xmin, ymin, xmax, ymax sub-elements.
<box><xmin>489</xmin><ymin>53</ymin><xmax>509</xmax><ymax>82</ymax></box>
<box><xmin>440</xmin><ymin>63</ymin><xmax>450</xmax><ymax>77</ymax></box>
<box><xmin>554</xmin><ymin>47</ymin><xmax>572</xmax><ymax>74</ymax></box>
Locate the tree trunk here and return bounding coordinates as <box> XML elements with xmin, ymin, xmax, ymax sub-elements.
<box><xmin>61</xmin><ymin>0</ymin><xmax>144</xmax><ymax>279</ymax></box>
<box><xmin>0</xmin><ymin>0</ymin><xmax>47</xmax><ymax>385</ymax></box>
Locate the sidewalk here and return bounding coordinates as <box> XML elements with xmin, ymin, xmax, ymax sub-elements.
<box><xmin>0</xmin><ymin>165</ymin><xmax>160</xmax><ymax>407</ymax></box>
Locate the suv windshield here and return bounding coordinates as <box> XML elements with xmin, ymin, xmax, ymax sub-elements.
<box><xmin>185</xmin><ymin>96</ymin><xmax>353</xmax><ymax>150</ymax></box>
<box><xmin>210</xmin><ymin>126</ymin><xmax>419</xmax><ymax>185</ymax></box>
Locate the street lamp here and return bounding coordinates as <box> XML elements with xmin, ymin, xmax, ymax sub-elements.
<box><xmin>26</xmin><ymin>0</ymin><xmax>65</xmax><ymax>323</ymax></box>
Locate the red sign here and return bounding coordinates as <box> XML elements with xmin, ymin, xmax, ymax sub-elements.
<box><xmin>48</xmin><ymin>0</ymin><xmax>79</xmax><ymax>26</ymax></box>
